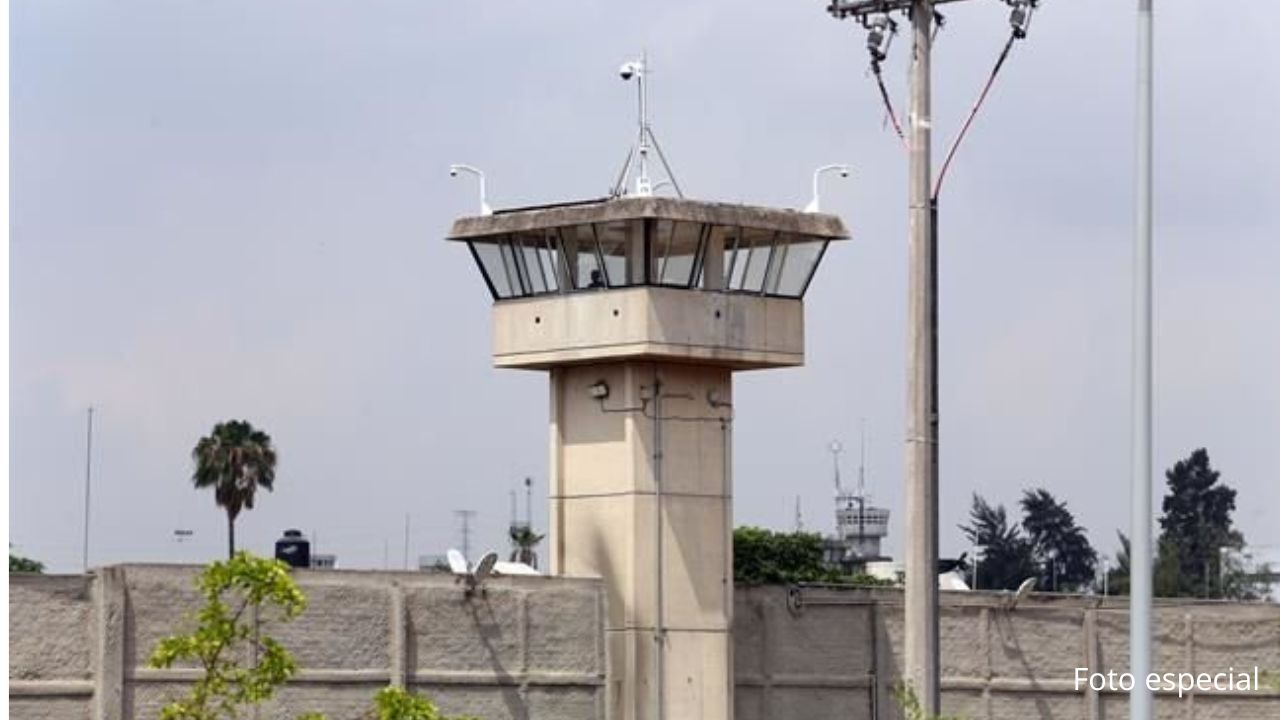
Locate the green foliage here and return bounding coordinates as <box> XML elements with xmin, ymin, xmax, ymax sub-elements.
<box><xmin>508</xmin><ymin>525</ymin><xmax>545</xmax><ymax>568</ymax></box>
<box><xmin>294</xmin><ymin>687</ymin><xmax>480</xmax><ymax>720</ymax></box>
<box><xmin>192</xmin><ymin>420</ymin><xmax>278</xmax><ymax>558</ymax></box>
<box><xmin>1105</xmin><ymin>531</ymin><xmax>1131</xmax><ymax>596</ymax></box>
<box><xmin>364</xmin><ymin>686</ymin><xmax>477</xmax><ymax>720</ymax></box>
<box><xmin>10</xmin><ymin>551</ymin><xmax>45</xmax><ymax>573</ymax></box>
<box><xmin>892</xmin><ymin>683</ymin><xmax>966</xmax><ymax>720</ymax></box>
<box><xmin>147</xmin><ymin>552</ymin><xmax>308</xmax><ymax>720</ymax></box>
<box><xmin>1154</xmin><ymin>448</ymin><xmax>1263</xmax><ymax>599</ymax></box>
<box><xmin>732</xmin><ymin>527</ymin><xmax>893</xmax><ymax>586</ymax></box>
<box><xmin>1019</xmin><ymin>488</ymin><xmax>1097</xmax><ymax>592</ymax></box>
<box><xmin>1262</xmin><ymin>670</ymin><xmax>1280</xmax><ymax>692</ymax></box>
<box><xmin>959</xmin><ymin>494</ymin><xmax>1038</xmax><ymax>591</ymax></box>
<box><xmin>1108</xmin><ymin>449</ymin><xmax>1265</xmax><ymax>599</ymax></box>
<box><xmin>734</xmin><ymin>526</ymin><xmax>840</xmax><ymax>584</ymax></box>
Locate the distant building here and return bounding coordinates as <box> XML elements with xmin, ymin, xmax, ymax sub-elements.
<box><xmin>820</xmin><ymin>440</ymin><xmax>891</xmax><ymax>574</ymax></box>
<box><xmin>824</xmin><ymin>488</ymin><xmax>892</xmax><ymax>574</ymax></box>
<box><xmin>311</xmin><ymin>553</ymin><xmax>337</xmax><ymax>570</ymax></box>
<box><xmin>1225</xmin><ymin>545</ymin><xmax>1278</xmax><ymax>600</ymax></box>
<box><xmin>274</xmin><ymin>529</ymin><xmax>311</xmax><ymax>569</ymax></box>
<box><xmin>419</xmin><ymin>555</ymin><xmax>449</xmax><ymax>571</ymax></box>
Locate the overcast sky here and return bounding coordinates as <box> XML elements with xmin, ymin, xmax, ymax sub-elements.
<box><xmin>10</xmin><ymin>1</ymin><xmax>1279</xmax><ymax>574</ymax></box>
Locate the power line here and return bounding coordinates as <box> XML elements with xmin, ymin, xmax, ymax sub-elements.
<box><xmin>933</xmin><ymin>33</ymin><xmax>1019</xmax><ymax>198</ymax></box>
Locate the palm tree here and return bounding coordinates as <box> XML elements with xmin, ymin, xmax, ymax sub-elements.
<box><xmin>192</xmin><ymin>420</ymin><xmax>278</xmax><ymax>558</ymax></box>
<box><xmin>508</xmin><ymin>525</ymin><xmax>545</xmax><ymax>569</ymax></box>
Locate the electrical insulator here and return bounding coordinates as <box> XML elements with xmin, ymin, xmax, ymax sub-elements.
<box><xmin>1009</xmin><ymin>0</ymin><xmax>1036</xmax><ymax>40</ymax></box>
<box><xmin>866</xmin><ymin>15</ymin><xmax>895</xmax><ymax>64</ymax></box>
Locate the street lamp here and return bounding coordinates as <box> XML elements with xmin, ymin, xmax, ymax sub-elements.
<box><xmin>804</xmin><ymin>164</ymin><xmax>851</xmax><ymax>213</ymax></box>
<box><xmin>449</xmin><ymin>164</ymin><xmax>492</xmax><ymax>216</ymax></box>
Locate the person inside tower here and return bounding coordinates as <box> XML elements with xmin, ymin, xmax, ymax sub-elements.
<box><xmin>588</xmin><ymin>269</ymin><xmax>606</xmax><ymax>288</ymax></box>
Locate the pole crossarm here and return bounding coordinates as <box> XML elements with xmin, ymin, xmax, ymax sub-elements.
<box><xmin>827</xmin><ymin>0</ymin><xmax>970</xmax><ymax>20</ymax></box>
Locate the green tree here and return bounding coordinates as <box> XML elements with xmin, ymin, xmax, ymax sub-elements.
<box><xmin>733</xmin><ymin>527</ymin><xmax>840</xmax><ymax>585</ymax></box>
<box><xmin>959</xmin><ymin>494</ymin><xmax>1037</xmax><ymax>591</ymax></box>
<box><xmin>508</xmin><ymin>525</ymin><xmax>545</xmax><ymax>569</ymax></box>
<box><xmin>1106</xmin><ymin>450</ymin><xmax>1266</xmax><ymax>599</ymax></box>
<box><xmin>1104</xmin><ymin>531</ymin><xmax>1132</xmax><ymax>596</ymax></box>
<box><xmin>148</xmin><ymin>552</ymin><xmax>308</xmax><ymax>720</ymax></box>
<box><xmin>732</xmin><ymin>527</ymin><xmax>893</xmax><ymax>586</ymax></box>
<box><xmin>10</xmin><ymin>548</ymin><xmax>44</xmax><ymax>573</ymax></box>
<box><xmin>1154</xmin><ymin>448</ymin><xmax>1262</xmax><ymax>598</ymax></box>
<box><xmin>1020</xmin><ymin>488</ymin><xmax>1098</xmax><ymax>592</ymax></box>
<box><xmin>192</xmin><ymin>420</ymin><xmax>278</xmax><ymax>558</ymax></box>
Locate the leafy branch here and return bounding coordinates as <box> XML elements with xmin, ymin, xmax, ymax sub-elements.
<box><xmin>147</xmin><ymin>552</ymin><xmax>308</xmax><ymax>720</ymax></box>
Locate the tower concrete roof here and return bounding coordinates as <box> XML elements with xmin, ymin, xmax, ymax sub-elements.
<box><xmin>447</xmin><ymin>196</ymin><xmax>850</xmax><ymax>241</ymax></box>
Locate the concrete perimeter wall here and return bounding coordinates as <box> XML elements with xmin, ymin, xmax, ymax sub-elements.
<box><xmin>9</xmin><ymin>565</ymin><xmax>605</xmax><ymax>720</ymax></box>
<box><xmin>11</xmin><ymin>569</ymin><xmax>1280</xmax><ymax>720</ymax></box>
<box><xmin>735</xmin><ymin>585</ymin><xmax>1280</xmax><ymax>720</ymax></box>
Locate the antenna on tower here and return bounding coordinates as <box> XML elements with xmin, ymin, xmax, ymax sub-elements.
<box><xmin>611</xmin><ymin>52</ymin><xmax>683</xmax><ymax>199</ymax></box>
<box><xmin>857</xmin><ymin>419</ymin><xmax>868</xmax><ymax>499</ymax></box>
<box><xmin>829</xmin><ymin>440</ymin><xmax>844</xmax><ymax>494</ymax></box>
<box><xmin>794</xmin><ymin>496</ymin><xmax>804</xmax><ymax>533</ymax></box>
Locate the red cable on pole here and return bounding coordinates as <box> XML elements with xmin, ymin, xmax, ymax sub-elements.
<box><xmin>872</xmin><ymin>61</ymin><xmax>909</xmax><ymax>149</ymax></box>
<box><xmin>933</xmin><ymin>34</ymin><xmax>1017</xmax><ymax>199</ymax></box>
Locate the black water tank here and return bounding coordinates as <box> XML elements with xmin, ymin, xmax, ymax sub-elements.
<box><xmin>274</xmin><ymin>529</ymin><xmax>311</xmax><ymax>569</ymax></box>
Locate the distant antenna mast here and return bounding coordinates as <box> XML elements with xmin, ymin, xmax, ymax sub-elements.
<box><xmin>829</xmin><ymin>440</ymin><xmax>844</xmax><ymax>494</ymax></box>
<box><xmin>794</xmin><ymin>496</ymin><xmax>804</xmax><ymax>532</ymax></box>
<box><xmin>403</xmin><ymin>514</ymin><xmax>411</xmax><ymax>571</ymax></box>
<box><xmin>455</xmin><ymin>510</ymin><xmax>477</xmax><ymax>564</ymax></box>
<box><xmin>857</xmin><ymin>420</ymin><xmax>868</xmax><ymax>542</ymax></box>
<box><xmin>857</xmin><ymin>419</ymin><xmax>868</xmax><ymax>498</ymax></box>
<box><xmin>82</xmin><ymin>406</ymin><xmax>94</xmax><ymax>572</ymax></box>
<box><xmin>612</xmin><ymin>52</ymin><xmax>684</xmax><ymax>198</ymax></box>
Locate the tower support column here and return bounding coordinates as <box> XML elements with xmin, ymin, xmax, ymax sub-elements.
<box><xmin>550</xmin><ymin>361</ymin><xmax>734</xmax><ymax>720</ymax></box>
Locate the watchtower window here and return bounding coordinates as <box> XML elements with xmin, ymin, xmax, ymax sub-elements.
<box><xmin>465</xmin><ymin>216</ymin><xmax>831</xmax><ymax>301</ymax></box>
<box><xmin>651</xmin><ymin>219</ymin><xmax>706</xmax><ymax>288</ymax></box>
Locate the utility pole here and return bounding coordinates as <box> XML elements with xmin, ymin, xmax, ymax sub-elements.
<box><xmin>824</xmin><ymin>1</ymin><xmax>1041</xmax><ymax>713</ymax></box>
<box><xmin>455</xmin><ymin>510</ymin><xmax>476</xmax><ymax>564</ymax></box>
<box><xmin>903</xmin><ymin>5</ymin><xmax>940</xmax><ymax>710</ymax></box>
<box><xmin>1130</xmin><ymin>2</ymin><xmax>1154</xmax><ymax>718</ymax></box>
<box><xmin>524</xmin><ymin>476</ymin><xmax>533</xmax><ymax>529</ymax></box>
<box><xmin>829</xmin><ymin>440</ymin><xmax>843</xmax><ymax>493</ymax></box>
<box><xmin>82</xmin><ymin>407</ymin><xmax>94</xmax><ymax>572</ymax></box>
<box><xmin>403</xmin><ymin>514</ymin><xmax>411</xmax><ymax>570</ymax></box>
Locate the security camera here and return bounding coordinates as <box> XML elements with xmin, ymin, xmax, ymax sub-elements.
<box><xmin>449</xmin><ymin>165</ymin><xmax>460</xmax><ymax>177</ymax></box>
<box><xmin>619</xmin><ymin>62</ymin><xmax>640</xmax><ymax>81</ymax></box>
<box><xmin>839</xmin><ymin>169</ymin><xmax>850</xmax><ymax>178</ymax></box>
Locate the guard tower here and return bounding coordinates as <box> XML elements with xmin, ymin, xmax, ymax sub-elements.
<box><xmin>834</xmin><ymin>490</ymin><xmax>891</xmax><ymax>565</ymax></box>
<box><xmin>448</xmin><ymin>196</ymin><xmax>848</xmax><ymax>720</ymax></box>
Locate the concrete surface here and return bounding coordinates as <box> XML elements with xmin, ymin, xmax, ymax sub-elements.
<box><xmin>549</xmin><ymin>362</ymin><xmax>735</xmax><ymax>720</ymax></box>
<box><xmin>9</xmin><ymin>566</ymin><xmax>605</xmax><ymax>720</ymax></box>
<box><xmin>492</xmin><ymin>287</ymin><xmax>804</xmax><ymax>370</ymax></box>
<box><xmin>10</xmin><ymin>571</ymin><xmax>1280</xmax><ymax>719</ymax></box>
<box><xmin>735</xmin><ymin>585</ymin><xmax>1280</xmax><ymax>720</ymax></box>
<box><xmin>447</xmin><ymin>197</ymin><xmax>849</xmax><ymax>242</ymax></box>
